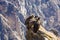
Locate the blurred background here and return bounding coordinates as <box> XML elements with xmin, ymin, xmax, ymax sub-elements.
<box><xmin>0</xmin><ymin>0</ymin><xmax>60</xmax><ymax>40</ymax></box>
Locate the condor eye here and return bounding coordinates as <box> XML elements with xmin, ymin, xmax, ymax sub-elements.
<box><xmin>29</xmin><ymin>20</ymin><xmax>33</xmax><ymax>23</ymax></box>
<box><xmin>29</xmin><ymin>19</ymin><xmax>36</xmax><ymax>23</ymax></box>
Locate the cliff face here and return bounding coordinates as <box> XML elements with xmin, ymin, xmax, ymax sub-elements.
<box><xmin>0</xmin><ymin>0</ymin><xmax>60</xmax><ymax>40</ymax></box>
<box><xmin>0</xmin><ymin>1</ymin><xmax>26</xmax><ymax>40</ymax></box>
<box><xmin>0</xmin><ymin>14</ymin><xmax>26</xmax><ymax>40</ymax></box>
